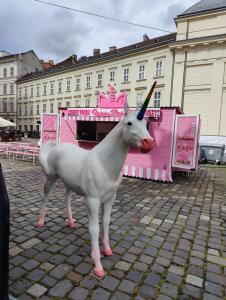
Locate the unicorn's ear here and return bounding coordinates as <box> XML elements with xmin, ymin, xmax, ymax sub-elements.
<box><xmin>124</xmin><ymin>102</ymin><xmax>129</xmax><ymax>116</ymax></box>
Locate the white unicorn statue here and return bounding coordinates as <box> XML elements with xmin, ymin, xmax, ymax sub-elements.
<box><xmin>38</xmin><ymin>82</ymin><xmax>156</xmax><ymax>277</ymax></box>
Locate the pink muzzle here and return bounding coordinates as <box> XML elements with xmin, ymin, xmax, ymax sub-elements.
<box><xmin>139</xmin><ymin>138</ymin><xmax>155</xmax><ymax>153</ymax></box>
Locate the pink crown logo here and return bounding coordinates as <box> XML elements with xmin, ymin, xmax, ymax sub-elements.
<box><xmin>98</xmin><ymin>84</ymin><xmax>127</xmax><ymax>108</ymax></box>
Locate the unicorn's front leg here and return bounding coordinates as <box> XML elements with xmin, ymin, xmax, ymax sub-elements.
<box><xmin>102</xmin><ymin>195</ymin><xmax>115</xmax><ymax>256</ymax></box>
<box><xmin>65</xmin><ymin>187</ymin><xmax>76</xmax><ymax>228</ymax></box>
<box><xmin>86</xmin><ymin>197</ymin><xmax>104</xmax><ymax>277</ymax></box>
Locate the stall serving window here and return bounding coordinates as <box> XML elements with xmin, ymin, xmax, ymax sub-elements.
<box><xmin>76</xmin><ymin>121</ymin><xmax>118</xmax><ymax>142</ymax></box>
<box><xmin>77</xmin><ymin>121</ymin><xmax>97</xmax><ymax>141</ymax></box>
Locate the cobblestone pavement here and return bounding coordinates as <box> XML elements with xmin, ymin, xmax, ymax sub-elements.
<box><xmin>2</xmin><ymin>158</ymin><xmax>226</xmax><ymax>300</ymax></box>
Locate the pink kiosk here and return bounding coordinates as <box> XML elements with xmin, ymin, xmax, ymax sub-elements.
<box><xmin>41</xmin><ymin>85</ymin><xmax>200</xmax><ymax>182</ymax></box>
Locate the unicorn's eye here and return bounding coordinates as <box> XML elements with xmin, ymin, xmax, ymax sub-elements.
<box><xmin>127</xmin><ymin>121</ymin><xmax>132</xmax><ymax>126</ymax></box>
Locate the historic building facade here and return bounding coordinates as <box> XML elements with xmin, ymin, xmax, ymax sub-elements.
<box><xmin>16</xmin><ymin>0</ymin><xmax>226</xmax><ymax>136</ymax></box>
<box><xmin>0</xmin><ymin>50</ymin><xmax>43</xmax><ymax>124</ymax></box>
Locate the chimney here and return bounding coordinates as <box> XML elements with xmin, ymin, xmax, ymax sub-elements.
<box><xmin>93</xmin><ymin>49</ymin><xmax>100</xmax><ymax>56</ymax></box>
<box><xmin>71</xmin><ymin>54</ymin><xmax>77</xmax><ymax>64</ymax></box>
<box><xmin>48</xmin><ymin>60</ymin><xmax>54</xmax><ymax>64</ymax></box>
<box><xmin>143</xmin><ymin>34</ymin><xmax>149</xmax><ymax>42</ymax></box>
<box><xmin>109</xmin><ymin>46</ymin><xmax>117</xmax><ymax>52</ymax></box>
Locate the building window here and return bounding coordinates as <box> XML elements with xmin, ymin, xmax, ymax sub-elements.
<box><xmin>154</xmin><ymin>91</ymin><xmax>161</xmax><ymax>108</ymax></box>
<box><xmin>10</xmin><ymin>84</ymin><xmax>14</xmax><ymax>95</ymax></box>
<box><xmin>86</xmin><ymin>75</ymin><xmax>91</xmax><ymax>88</ymax></box>
<box><xmin>30</xmin><ymin>105</ymin><xmax>33</xmax><ymax>115</ymax></box>
<box><xmin>31</xmin><ymin>87</ymin><xmax>33</xmax><ymax>97</ymax></box>
<box><xmin>50</xmin><ymin>83</ymin><xmax>54</xmax><ymax>94</ymax></box>
<box><xmin>58</xmin><ymin>81</ymin><xmax>62</xmax><ymax>93</ymax></box>
<box><xmin>3</xmin><ymin>102</ymin><xmax>7</xmax><ymax>112</ymax></box>
<box><xmin>43</xmin><ymin>84</ymin><xmax>47</xmax><ymax>96</ymax></box>
<box><xmin>75</xmin><ymin>78</ymin><xmax>80</xmax><ymax>90</ymax></box>
<box><xmin>75</xmin><ymin>99</ymin><xmax>80</xmax><ymax>107</ymax></box>
<box><xmin>37</xmin><ymin>86</ymin><xmax>40</xmax><ymax>97</ymax></box>
<box><xmin>50</xmin><ymin>102</ymin><xmax>54</xmax><ymax>113</ymax></box>
<box><xmin>3</xmin><ymin>85</ymin><xmax>7</xmax><ymax>95</ymax></box>
<box><xmin>19</xmin><ymin>89</ymin><xmax>22</xmax><ymax>99</ymax></box>
<box><xmin>66</xmin><ymin>80</ymin><xmax>71</xmax><ymax>91</ymax></box>
<box><xmin>36</xmin><ymin>104</ymin><xmax>40</xmax><ymax>115</ymax></box>
<box><xmin>3</xmin><ymin>68</ymin><xmax>7</xmax><ymax>78</ymax></box>
<box><xmin>97</xmin><ymin>74</ymin><xmax>103</xmax><ymax>87</ymax></box>
<box><xmin>58</xmin><ymin>102</ymin><xmax>61</xmax><ymax>109</ymax></box>
<box><xmin>43</xmin><ymin>103</ymin><xmax>46</xmax><ymax>113</ymax></box>
<box><xmin>136</xmin><ymin>92</ymin><xmax>144</xmax><ymax>107</ymax></box>
<box><xmin>24</xmin><ymin>125</ymin><xmax>27</xmax><ymax>132</ymax></box>
<box><xmin>123</xmin><ymin>68</ymin><xmax>129</xmax><ymax>82</ymax></box>
<box><xmin>10</xmin><ymin>102</ymin><xmax>14</xmax><ymax>112</ymax></box>
<box><xmin>10</xmin><ymin>67</ymin><xmax>14</xmax><ymax>77</ymax></box>
<box><xmin>24</xmin><ymin>105</ymin><xmax>27</xmax><ymax>116</ymax></box>
<box><xmin>30</xmin><ymin>125</ymin><xmax>33</xmax><ymax>131</ymax></box>
<box><xmin>25</xmin><ymin>88</ymin><xmax>27</xmax><ymax>99</ymax></box>
<box><xmin>139</xmin><ymin>65</ymin><xmax>145</xmax><ymax>80</ymax></box>
<box><xmin>110</xmin><ymin>70</ymin><xmax>115</xmax><ymax>83</ymax></box>
<box><xmin>85</xmin><ymin>99</ymin><xmax>90</xmax><ymax>107</ymax></box>
<box><xmin>66</xmin><ymin>101</ymin><xmax>70</xmax><ymax>107</ymax></box>
<box><xmin>18</xmin><ymin>106</ymin><xmax>22</xmax><ymax>116</ymax></box>
<box><xmin>155</xmin><ymin>60</ymin><xmax>163</xmax><ymax>77</ymax></box>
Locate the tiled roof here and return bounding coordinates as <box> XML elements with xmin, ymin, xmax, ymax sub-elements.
<box><xmin>177</xmin><ymin>0</ymin><xmax>226</xmax><ymax>18</ymax></box>
<box><xmin>17</xmin><ymin>33</ymin><xmax>176</xmax><ymax>83</ymax></box>
<box><xmin>42</xmin><ymin>62</ymin><xmax>55</xmax><ymax>69</ymax></box>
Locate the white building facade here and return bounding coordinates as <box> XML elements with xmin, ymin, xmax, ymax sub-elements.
<box><xmin>0</xmin><ymin>50</ymin><xmax>43</xmax><ymax>124</ymax></box>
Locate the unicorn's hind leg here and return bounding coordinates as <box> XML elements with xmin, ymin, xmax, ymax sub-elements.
<box><xmin>65</xmin><ymin>186</ymin><xmax>76</xmax><ymax>228</ymax></box>
<box><xmin>37</xmin><ymin>176</ymin><xmax>57</xmax><ymax>228</ymax></box>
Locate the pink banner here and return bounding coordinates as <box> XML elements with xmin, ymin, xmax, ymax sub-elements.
<box><xmin>41</xmin><ymin>114</ymin><xmax>58</xmax><ymax>144</ymax></box>
<box><xmin>172</xmin><ymin>115</ymin><xmax>199</xmax><ymax>169</ymax></box>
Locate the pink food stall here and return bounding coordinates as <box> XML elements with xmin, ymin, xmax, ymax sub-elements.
<box><xmin>41</xmin><ymin>85</ymin><xmax>201</xmax><ymax>182</ymax></box>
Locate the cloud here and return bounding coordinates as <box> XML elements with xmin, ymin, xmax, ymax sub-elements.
<box><xmin>37</xmin><ymin>10</ymin><xmax>90</xmax><ymax>58</ymax></box>
<box><xmin>160</xmin><ymin>3</ymin><xmax>186</xmax><ymax>28</ymax></box>
<box><xmin>0</xmin><ymin>0</ymin><xmax>199</xmax><ymax>61</ymax></box>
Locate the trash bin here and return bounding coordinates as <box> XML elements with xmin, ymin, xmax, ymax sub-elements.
<box><xmin>199</xmin><ymin>144</ymin><xmax>225</xmax><ymax>164</ymax></box>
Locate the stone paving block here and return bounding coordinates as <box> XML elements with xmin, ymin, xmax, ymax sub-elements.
<box><xmin>207</xmin><ymin>254</ymin><xmax>226</xmax><ymax>266</ymax></box>
<box><xmin>168</xmin><ymin>265</ymin><xmax>184</xmax><ymax>276</ymax></box>
<box><xmin>208</xmin><ymin>248</ymin><xmax>220</xmax><ymax>256</ymax></box>
<box><xmin>118</xmin><ymin>279</ymin><xmax>136</xmax><ymax>294</ymax></box>
<box><xmin>186</xmin><ymin>274</ymin><xmax>203</xmax><ymax>288</ymax></box>
<box><xmin>69</xmin><ymin>287</ymin><xmax>89</xmax><ymax>300</ymax></box>
<box><xmin>40</xmin><ymin>262</ymin><xmax>55</xmax><ymax>272</ymax></box>
<box><xmin>41</xmin><ymin>275</ymin><xmax>57</xmax><ymax>288</ymax></box>
<box><xmin>115</xmin><ymin>261</ymin><xmax>131</xmax><ymax>271</ymax></box>
<box><xmin>166</xmin><ymin>272</ymin><xmax>182</xmax><ymax>286</ymax></box>
<box><xmin>144</xmin><ymin>272</ymin><xmax>161</xmax><ymax>287</ymax></box>
<box><xmin>49</xmin><ymin>279</ymin><xmax>73</xmax><ymax>297</ymax></box>
<box><xmin>27</xmin><ymin>283</ymin><xmax>47</xmax><ymax>298</ymax></box>
<box><xmin>100</xmin><ymin>275</ymin><xmax>120</xmax><ymax>291</ymax></box>
<box><xmin>49</xmin><ymin>263</ymin><xmax>71</xmax><ymax>279</ymax></box>
<box><xmin>21</xmin><ymin>238</ymin><xmax>41</xmax><ymax>249</ymax></box>
<box><xmin>140</xmin><ymin>216</ymin><xmax>153</xmax><ymax>224</ymax></box>
<box><xmin>138</xmin><ymin>284</ymin><xmax>156</xmax><ymax>299</ymax></box>
<box><xmin>110</xmin><ymin>291</ymin><xmax>131</xmax><ymax>300</ymax></box>
<box><xmin>9</xmin><ymin>246</ymin><xmax>23</xmax><ymax>257</ymax></box>
<box><xmin>126</xmin><ymin>270</ymin><xmax>143</xmax><ymax>282</ymax></box>
<box><xmin>91</xmin><ymin>288</ymin><xmax>111</xmax><ymax>300</ymax></box>
<box><xmin>203</xmin><ymin>293</ymin><xmax>222</xmax><ymax>300</ymax></box>
<box><xmin>205</xmin><ymin>281</ymin><xmax>223</xmax><ymax>297</ymax></box>
<box><xmin>183</xmin><ymin>283</ymin><xmax>201</xmax><ymax>299</ymax></box>
<box><xmin>22</xmin><ymin>259</ymin><xmax>39</xmax><ymax>271</ymax></box>
<box><xmin>160</xmin><ymin>282</ymin><xmax>178</xmax><ymax>298</ymax></box>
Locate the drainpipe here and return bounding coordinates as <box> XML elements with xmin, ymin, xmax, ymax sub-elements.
<box><xmin>170</xmin><ymin>51</ymin><xmax>175</xmax><ymax>106</ymax></box>
<box><xmin>181</xmin><ymin>21</ymin><xmax>189</xmax><ymax>110</ymax></box>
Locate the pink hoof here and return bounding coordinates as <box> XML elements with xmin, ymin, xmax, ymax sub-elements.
<box><xmin>94</xmin><ymin>268</ymin><xmax>105</xmax><ymax>277</ymax></box>
<box><xmin>36</xmin><ymin>222</ymin><xmax>44</xmax><ymax>228</ymax></box>
<box><xmin>67</xmin><ymin>222</ymin><xmax>76</xmax><ymax>229</ymax></box>
<box><xmin>103</xmin><ymin>248</ymin><xmax>113</xmax><ymax>256</ymax></box>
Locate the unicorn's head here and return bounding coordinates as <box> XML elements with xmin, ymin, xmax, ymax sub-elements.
<box><xmin>122</xmin><ymin>82</ymin><xmax>156</xmax><ymax>153</ymax></box>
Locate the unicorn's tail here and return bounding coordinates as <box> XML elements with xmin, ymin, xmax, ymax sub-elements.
<box><xmin>38</xmin><ymin>143</ymin><xmax>56</xmax><ymax>176</ymax></box>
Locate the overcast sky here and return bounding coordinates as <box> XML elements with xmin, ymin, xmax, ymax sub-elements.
<box><xmin>1</xmin><ymin>0</ymin><xmax>198</xmax><ymax>62</ymax></box>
